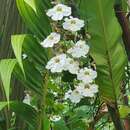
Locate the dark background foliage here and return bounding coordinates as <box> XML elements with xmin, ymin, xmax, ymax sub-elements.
<box><xmin>0</xmin><ymin>0</ymin><xmax>26</xmax><ymax>129</ymax></box>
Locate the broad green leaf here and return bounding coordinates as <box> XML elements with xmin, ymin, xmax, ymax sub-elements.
<box><xmin>79</xmin><ymin>0</ymin><xmax>127</xmax><ymax>101</ymax></box>
<box><xmin>11</xmin><ymin>34</ymin><xmax>48</xmax><ymax>72</ymax></box>
<box><xmin>43</xmin><ymin>116</ymin><xmax>50</xmax><ymax>130</ymax></box>
<box><xmin>115</xmin><ymin>0</ymin><xmax>122</xmax><ymax>5</ymax></box>
<box><xmin>11</xmin><ymin>35</ymin><xmax>25</xmax><ymax>75</ymax></box>
<box><xmin>10</xmin><ymin>102</ymin><xmax>38</xmax><ymax>129</ymax></box>
<box><xmin>0</xmin><ymin>102</ymin><xmax>7</xmax><ymax>111</ymax></box>
<box><xmin>14</xmin><ymin>61</ymin><xmax>43</xmax><ymax>95</ymax></box>
<box><xmin>67</xmin><ymin>106</ymin><xmax>91</xmax><ymax>130</ymax></box>
<box><xmin>119</xmin><ymin>105</ymin><xmax>130</xmax><ymax>118</ymax></box>
<box><xmin>24</xmin><ymin>0</ymin><xmax>36</xmax><ymax>12</ymax></box>
<box><xmin>16</xmin><ymin>0</ymin><xmax>51</xmax><ymax>39</ymax></box>
<box><xmin>22</xmin><ymin>35</ymin><xmax>48</xmax><ymax>68</ymax></box>
<box><xmin>53</xmin><ymin>119</ymin><xmax>69</xmax><ymax>130</ymax></box>
<box><xmin>0</xmin><ymin>101</ymin><xmax>38</xmax><ymax>129</ymax></box>
<box><xmin>0</xmin><ymin>59</ymin><xmax>17</xmax><ymax>102</ymax></box>
<box><xmin>34</xmin><ymin>0</ymin><xmax>52</xmax><ymax>10</ymax></box>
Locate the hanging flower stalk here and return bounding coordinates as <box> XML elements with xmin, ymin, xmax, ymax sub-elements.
<box><xmin>40</xmin><ymin>3</ymin><xmax>99</xmax><ymax>104</ymax></box>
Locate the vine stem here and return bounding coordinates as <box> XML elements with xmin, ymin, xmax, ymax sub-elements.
<box><xmin>4</xmin><ymin>107</ymin><xmax>10</xmax><ymax>129</ymax></box>
<box><xmin>42</xmin><ymin>72</ymin><xmax>49</xmax><ymax>130</ymax></box>
<box><xmin>38</xmin><ymin>72</ymin><xmax>49</xmax><ymax>130</ymax></box>
<box><xmin>114</xmin><ymin>3</ymin><xmax>130</xmax><ymax>60</ymax></box>
<box><xmin>107</xmin><ymin>104</ymin><xmax>124</xmax><ymax>130</ymax></box>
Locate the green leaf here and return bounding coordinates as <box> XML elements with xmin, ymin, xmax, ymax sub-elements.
<box><xmin>119</xmin><ymin>105</ymin><xmax>130</xmax><ymax>118</ymax></box>
<box><xmin>16</xmin><ymin>0</ymin><xmax>51</xmax><ymax>39</ymax></box>
<box><xmin>53</xmin><ymin>119</ymin><xmax>69</xmax><ymax>130</ymax></box>
<box><xmin>11</xmin><ymin>35</ymin><xmax>25</xmax><ymax>75</ymax></box>
<box><xmin>0</xmin><ymin>102</ymin><xmax>7</xmax><ymax>111</ymax></box>
<box><xmin>14</xmin><ymin>60</ymin><xmax>43</xmax><ymax>95</ymax></box>
<box><xmin>22</xmin><ymin>35</ymin><xmax>48</xmax><ymax>68</ymax></box>
<box><xmin>11</xmin><ymin>34</ymin><xmax>48</xmax><ymax>72</ymax></box>
<box><xmin>24</xmin><ymin>0</ymin><xmax>36</xmax><ymax>12</ymax></box>
<box><xmin>115</xmin><ymin>0</ymin><xmax>128</xmax><ymax>11</ymax></box>
<box><xmin>34</xmin><ymin>0</ymin><xmax>52</xmax><ymax>11</ymax></box>
<box><xmin>0</xmin><ymin>59</ymin><xmax>17</xmax><ymax>102</ymax></box>
<box><xmin>10</xmin><ymin>102</ymin><xmax>38</xmax><ymax>129</ymax></box>
<box><xmin>115</xmin><ymin>0</ymin><xmax>122</xmax><ymax>5</ymax></box>
<box><xmin>121</xmin><ymin>0</ymin><xmax>128</xmax><ymax>11</ymax></box>
<box><xmin>0</xmin><ymin>101</ymin><xmax>38</xmax><ymax>129</ymax></box>
<box><xmin>43</xmin><ymin>116</ymin><xmax>50</xmax><ymax>130</ymax></box>
<box><xmin>79</xmin><ymin>0</ymin><xmax>127</xmax><ymax>101</ymax></box>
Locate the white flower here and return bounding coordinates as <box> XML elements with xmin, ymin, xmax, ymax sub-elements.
<box><xmin>23</xmin><ymin>94</ymin><xmax>31</xmax><ymax>105</ymax></box>
<box><xmin>67</xmin><ymin>40</ymin><xmax>89</xmax><ymax>58</ymax></box>
<box><xmin>40</xmin><ymin>32</ymin><xmax>60</xmax><ymax>48</ymax></box>
<box><xmin>69</xmin><ymin>89</ymin><xmax>83</xmax><ymax>103</ymax></box>
<box><xmin>47</xmin><ymin>4</ymin><xmax>71</xmax><ymax>21</ymax></box>
<box><xmin>90</xmin><ymin>84</ymin><xmax>98</xmax><ymax>93</ymax></box>
<box><xmin>50</xmin><ymin>115</ymin><xmax>61</xmax><ymax>122</ymax></box>
<box><xmin>77</xmin><ymin>67</ymin><xmax>97</xmax><ymax>83</ymax></box>
<box><xmin>63</xmin><ymin>17</ymin><xmax>85</xmax><ymax>32</ymax></box>
<box><xmin>46</xmin><ymin>54</ymin><xmax>67</xmax><ymax>73</ymax></box>
<box><xmin>53</xmin><ymin>92</ymin><xmax>58</xmax><ymax>97</ymax></box>
<box><xmin>76</xmin><ymin>83</ymin><xmax>98</xmax><ymax>97</ymax></box>
<box><xmin>64</xmin><ymin>57</ymin><xmax>79</xmax><ymax>74</ymax></box>
<box><xmin>22</xmin><ymin>53</ymin><xmax>27</xmax><ymax>59</ymax></box>
<box><xmin>76</xmin><ymin>83</ymin><xmax>94</xmax><ymax>97</ymax></box>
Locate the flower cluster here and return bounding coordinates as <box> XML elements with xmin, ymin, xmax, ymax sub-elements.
<box><xmin>65</xmin><ymin>83</ymin><xmax>98</xmax><ymax>103</ymax></box>
<box><xmin>40</xmin><ymin>3</ymin><xmax>98</xmax><ymax>104</ymax></box>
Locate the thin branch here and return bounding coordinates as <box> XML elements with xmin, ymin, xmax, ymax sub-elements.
<box><xmin>114</xmin><ymin>3</ymin><xmax>130</xmax><ymax>130</ymax></box>
<box><xmin>114</xmin><ymin>4</ymin><xmax>130</xmax><ymax>60</ymax></box>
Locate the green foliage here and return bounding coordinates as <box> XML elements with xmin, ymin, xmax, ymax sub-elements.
<box><xmin>11</xmin><ymin>34</ymin><xmax>49</xmax><ymax>95</ymax></box>
<box><xmin>11</xmin><ymin>34</ymin><xmax>48</xmax><ymax>71</ymax></box>
<box><xmin>0</xmin><ymin>0</ymin><xmax>129</xmax><ymax>130</ymax></box>
<box><xmin>0</xmin><ymin>102</ymin><xmax>8</xmax><ymax>111</ymax></box>
<box><xmin>14</xmin><ymin>61</ymin><xmax>43</xmax><ymax>95</ymax></box>
<box><xmin>35</xmin><ymin>0</ymin><xmax>52</xmax><ymax>10</ymax></box>
<box><xmin>0</xmin><ymin>59</ymin><xmax>17</xmax><ymax>102</ymax></box>
<box><xmin>16</xmin><ymin>0</ymin><xmax>52</xmax><ymax>39</ymax></box>
<box><xmin>24</xmin><ymin>0</ymin><xmax>36</xmax><ymax>12</ymax></box>
<box><xmin>10</xmin><ymin>102</ymin><xmax>38</xmax><ymax>129</ymax></box>
<box><xmin>11</xmin><ymin>35</ymin><xmax>25</xmax><ymax>74</ymax></box>
<box><xmin>79</xmin><ymin>0</ymin><xmax>127</xmax><ymax>101</ymax></box>
<box><xmin>43</xmin><ymin>116</ymin><xmax>50</xmax><ymax>130</ymax></box>
<box><xmin>53</xmin><ymin>119</ymin><xmax>69</xmax><ymax>130</ymax></box>
<box><xmin>119</xmin><ymin>105</ymin><xmax>130</xmax><ymax>118</ymax></box>
<box><xmin>0</xmin><ymin>101</ymin><xmax>38</xmax><ymax>129</ymax></box>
